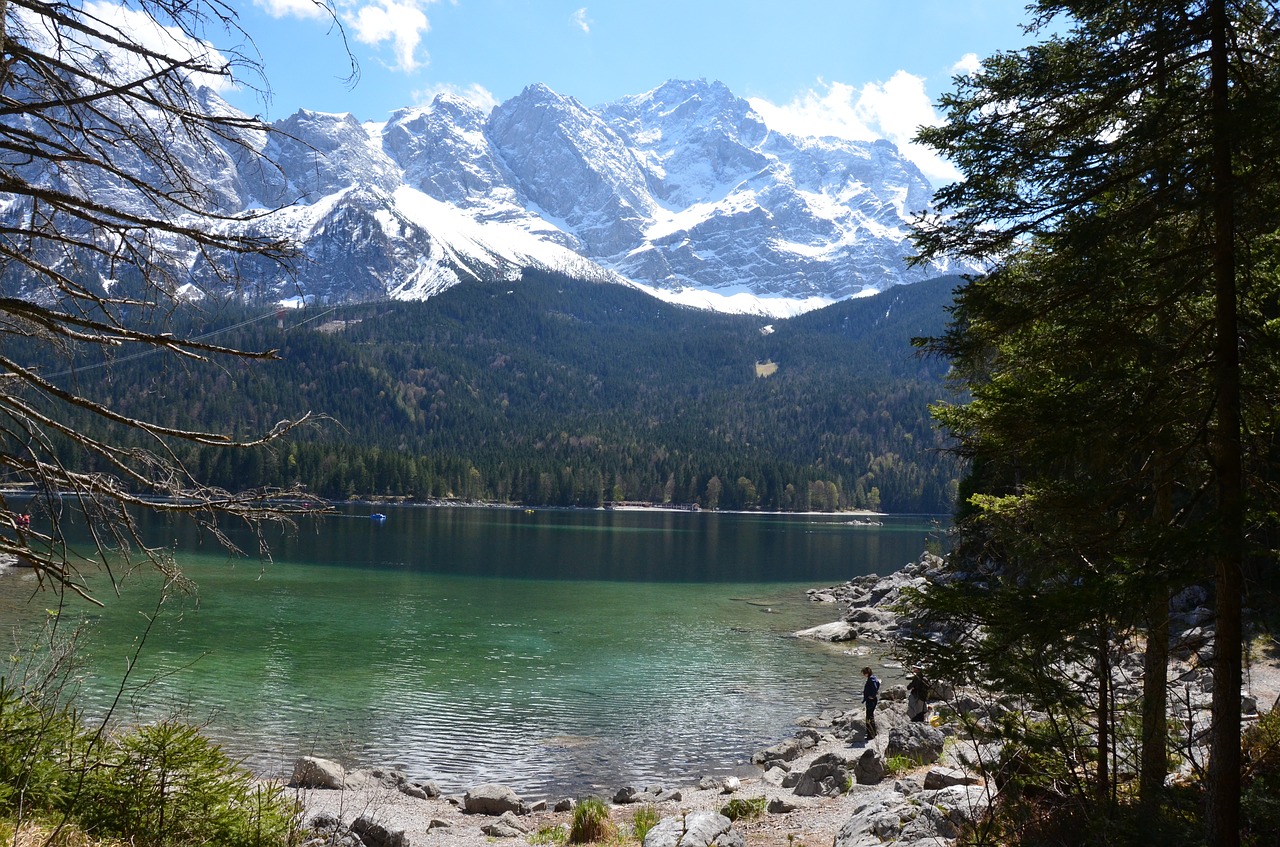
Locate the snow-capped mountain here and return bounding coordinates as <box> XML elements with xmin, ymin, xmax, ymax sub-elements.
<box><xmin>17</xmin><ymin>78</ymin><xmax>969</xmax><ymax>317</ymax></box>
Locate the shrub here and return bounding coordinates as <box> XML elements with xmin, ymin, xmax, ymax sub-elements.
<box><xmin>568</xmin><ymin>795</ymin><xmax>616</xmax><ymax>844</ymax></box>
<box><xmin>0</xmin><ymin>675</ymin><xmax>88</xmax><ymax>816</ymax></box>
<box><xmin>719</xmin><ymin>796</ymin><xmax>767</xmax><ymax>821</ymax></box>
<box><xmin>631</xmin><ymin>804</ymin><xmax>660</xmax><ymax>841</ymax></box>
<box><xmin>77</xmin><ymin>719</ymin><xmax>300</xmax><ymax>847</ymax></box>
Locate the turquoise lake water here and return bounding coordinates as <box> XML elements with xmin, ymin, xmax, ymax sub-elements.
<box><xmin>0</xmin><ymin>506</ymin><xmax>942</xmax><ymax>797</ymax></box>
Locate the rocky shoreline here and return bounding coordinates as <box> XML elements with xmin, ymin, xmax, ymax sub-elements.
<box><xmin>290</xmin><ymin>553</ymin><xmax>991</xmax><ymax>847</ymax></box>
<box><xmin>290</xmin><ymin>550</ymin><xmax>1280</xmax><ymax>846</ymax></box>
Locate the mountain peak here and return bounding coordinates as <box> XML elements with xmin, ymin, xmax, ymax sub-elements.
<box><xmin>12</xmin><ymin>77</ymin><xmax>972</xmax><ymax>317</ymax></box>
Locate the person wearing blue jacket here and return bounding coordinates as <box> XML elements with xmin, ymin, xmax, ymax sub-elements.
<box><xmin>861</xmin><ymin>666</ymin><xmax>881</xmax><ymax>739</ymax></box>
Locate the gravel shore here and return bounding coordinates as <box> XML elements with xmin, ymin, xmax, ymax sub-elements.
<box><xmin>295</xmin><ymin>717</ymin><xmax>940</xmax><ymax>847</ymax></box>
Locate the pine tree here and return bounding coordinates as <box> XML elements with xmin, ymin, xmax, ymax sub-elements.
<box><xmin>910</xmin><ymin>2</ymin><xmax>1280</xmax><ymax>841</ymax></box>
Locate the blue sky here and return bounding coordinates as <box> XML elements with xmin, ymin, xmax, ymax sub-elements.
<box><xmin>212</xmin><ymin>0</ymin><xmax>1039</xmax><ymax>184</ymax></box>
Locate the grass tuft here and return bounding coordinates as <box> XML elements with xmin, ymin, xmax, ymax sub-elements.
<box><xmin>630</xmin><ymin>804</ymin><xmax>660</xmax><ymax>841</ymax></box>
<box><xmin>568</xmin><ymin>796</ymin><xmax>616</xmax><ymax>844</ymax></box>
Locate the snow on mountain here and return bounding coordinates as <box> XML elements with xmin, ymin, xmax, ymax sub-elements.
<box><xmin>7</xmin><ymin>77</ymin><xmax>971</xmax><ymax>317</ymax></box>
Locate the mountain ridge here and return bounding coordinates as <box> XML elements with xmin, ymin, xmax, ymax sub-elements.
<box><xmin>46</xmin><ymin>270</ymin><xmax>963</xmax><ymax>512</ymax></box>
<box><xmin>6</xmin><ymin>76</ymin><xmax>972</xmax><ymax>317</ymax></box>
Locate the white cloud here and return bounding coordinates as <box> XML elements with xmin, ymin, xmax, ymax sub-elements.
<box><xmin>951</xmin><ymin>52</ymin><xmax>981</xmax><ymax>76</ymax></box>
<box><xmin>254</xmin><ymin>0</ymin><xmax>332</xmax><ymax>20</ymax></box>
<box><xmin>258</xmin><ymin>0</ymin><xmax>439</xmax><ymax>73</ymax></box>
<box><xmin>750</xmin><ymin>72</ymin><xmax>961</xmax><ymax>187</ymax></box>
<box><xmin>412</xmin><ymin>81</ymin><xmax>499</xmax><ymax>113</ymax></box>
<box><xmin>572</xmin><ymin>7</ymin><xmax>591</xmax><ymax>34</ymax></box>
<box><xmin>346</xmin><ymin>1</ymin><xmax>431</xmax><ymax>72</ymax></box>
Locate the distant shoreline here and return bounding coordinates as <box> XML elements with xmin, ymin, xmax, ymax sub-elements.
<box><xmin>334</xmin><ymin>497</ymin><xmax>890</xmax><ymax>519</ymax></box>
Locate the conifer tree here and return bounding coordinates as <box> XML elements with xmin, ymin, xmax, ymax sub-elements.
<box><xmin>910</xmin><ymin>2</ymin><xmax>1280</xmax><ymax>842</ymax></box>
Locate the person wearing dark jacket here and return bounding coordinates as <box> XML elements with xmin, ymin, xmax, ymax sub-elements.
<box><xmin>907</xmin><ymin>666</ymin><xmax>929</xmax><ymax>722</ymax></box>
<box><xmin>861</xmin><ymin>666</ymin><xmax>881</xmax><ymax>739</ymax></box>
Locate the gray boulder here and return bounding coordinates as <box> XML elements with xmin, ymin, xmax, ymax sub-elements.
<box><xmin>886</xmin><ymin>723</ymin><xmax>946</xmax><ymax>765</ymax></box>
<box><xmin>350</xmin><ymin>814</ymin><xmax>408</xmax><ymax>847</ymax></box>
<box><xmin>794</xmin><ymin>621</ymin><xmax>856</xmax><ymax>641</ymax></box>
<box><xmin>752</xmin><ymin>732</ymin><xmax>819</xmax><ymax>767</ymax></box>
<box><xmin>833</xmin><ymin>795</ymin><xmax>909</xmax><ymax>847</ymax></box>
<box><xmin>481</xmin><ymin>811</ymin><xmax>529</xmax><ymax>838</ymax></box>
<box><xmin>767</xmin><ymin>796</ymin><xmax>798</xmax><ymax>813</ymax></box>
<box><xmin>292</xmin><ymin>756</ymin><xmax>347</xmax><ymax>789</ymax></box>
<box><xmin>615</xmin><ymin>784</ymin><xmax>682</xmax><ymax>804</ymax></box>
<box><xmin>463</xmin><ymin>782</ymin><xmax>523</xmax><ymax>815</ymax></box>
<box><xmin>762</xmin><ymin>766</ymin><xmax>788</xmax><ymax>786</ymax></box>
<box><xmin>835</xmin><ymin>784</ymin><xmax>984</xmax><ymax>847</ymax></box>
<box><xmin>398</xmin><ymin>783</ymin><xmax>429</xmax><ymax>800</ymax></box>
<box><xmin>854</xmin><ymin>748</ymin><xmax>886</xmax><ymax>785</ymax></box>
<box><xmin>917</xmin><ymin>785</ymin><xmax>990</xmax><ymax>835</ymax></box>
<box><xmin>793</xmin><ymin>752</ymin><xmax>855</xmax><ymax>797</ymax></box>
<box><xmin>923</xmin><ymin>766</ymin><xmax>981</xmax><ymax>790</ymax></box>
<box><xmin>643</xmin><ymin>811</ymin><xmax>743</xmax><ymax>847</ymax></box>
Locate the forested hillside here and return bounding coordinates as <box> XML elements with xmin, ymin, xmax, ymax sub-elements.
<box><xmin>40</xmin><ymin>271</ymin><xmax>963</xmax><ymax>512</ymax></box>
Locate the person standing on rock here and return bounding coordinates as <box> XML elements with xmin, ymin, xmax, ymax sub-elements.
<box><xmin>908</xmin><ymin>666</ymin><xmax>929</xmax><ymax>722</ymax></box>
<box><xmin>861</xmin><ymin>666</ymin><xmax>881</xmax><ymax>739</ymax></box>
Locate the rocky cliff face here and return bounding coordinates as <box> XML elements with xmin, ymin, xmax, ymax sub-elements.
<box><xmin>9</xmin><ymin>77</ymin><xmax>971</xmax><ymax>316</ymax></box>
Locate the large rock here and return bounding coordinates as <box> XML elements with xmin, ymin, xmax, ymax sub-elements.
<box><xmin>833</xmin><ymin>794</ymin><xmax>910</xmax><ymax>847</ymax></box>
<box><xmin>923</xmin><ymin>766</ymin><xmax>981</xmax><ymax>791</ymax></box>
<box><xmin>793</xmin><ymin>752</ymin><xmax>855</xmax><ymax>797</ymax></box>
<box><xmin>793</xmin><ymin>621</ymin><xmax>855</xmax><ymax>641</ymax></box>
<box><xmin>833</xmin><ymin>784</ymin><xmax>988</xmax><ymax>847</ymax></box>
<box><xmin>643</xmin><ymin>811</ymin><xmax>743</xmax><ymax>847</ymax></box>
<box><xmin>481</xmin><ymin>811</ymin><xmax>529</xmax><ymax>838</ymax></box>
<box><xmin>752</xmin><ymin>732</ymin><xmax>819</xmax><ymax>767</ymax></box>
<box><xmin>854</xmin><ymin>748</ymin><xmax>886</xmax><ymax>785</ymax></box>
<box><xmin>350</xmin><ymin>814</ymin><xmax>408</xmax><ymax>847</ymax></box>
<box><xmin>292</xmin><ymin>756</ymin><xmax>347</xmax><ymax>789</ymax></box>
<box><xmin>615</xmin><ymin>785</ymin><xmax>682</xmax><ymax>804</ymax></box>
<box><xmin>886</xmin><ymin>723</ymin><xmax>946</xmax><ymax>765</ymax></box>
<box><xmin>463</xmin><ymin>782</ymin><xmax>523</xmax><ymax>815</ymax></box>
<box><xmin>916</xmin><ymin>785</ymin><xmax>990</xmax><ymax>836</ymax></box>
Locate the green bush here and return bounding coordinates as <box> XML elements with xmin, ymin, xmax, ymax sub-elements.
<box><xmin>568</xmin><ymin>795</ymin><xmax>615</xmax><ymax>844</ymax></box>
<box><xmin>0</xmin><ymin>675</ymin><xmax>89</xmax><ymax>816</ymax></box>
<box><xmin>77</xmin><ymin>719</ymin><xmax>299</xmax><ymax>847</ymax></box>
<box><xmin>719</xmin><ymin>796</ymin><xmax>767</xmax><ymax>821</ymax></box>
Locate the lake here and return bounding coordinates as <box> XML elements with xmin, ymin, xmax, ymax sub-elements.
<box><xmin>0</xmin><ymin>505</ymin><xmax>942</xmax><ymax>797</ymax></box>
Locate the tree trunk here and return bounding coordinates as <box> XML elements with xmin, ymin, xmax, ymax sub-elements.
<box><xmin>1141</xmin><ymin>587</ymin><xmax>1170</xmax><ymax>805</ymax></box>
<box><xmin>1097</xmin><ymin>627</ymin><xmax>1111</xmax><ymax>806</ymax></box>
<box><xmin>1206</xmin><ymin>2</ymin><xmax>1243</xmax><ymax>845</ymax></box>
<box><xmin>1141</xmin><ymin>465</ymin><xmax>1172</xmax><ymax>811</ymax></box>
